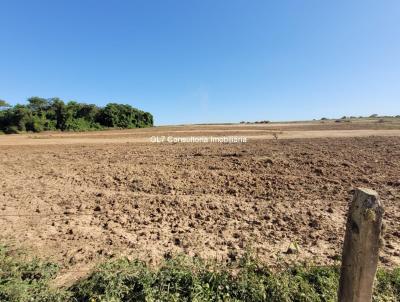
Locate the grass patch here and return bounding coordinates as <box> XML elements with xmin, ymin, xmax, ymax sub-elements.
<box><xmin>0</xmin><ymin>246</ymin><xmax>399</xmax><ymax>301</ymax></box>
<box><xmin>0</xmin><ymin>246</ymin><xmax>70</xmax><ymax>301</ymax></box>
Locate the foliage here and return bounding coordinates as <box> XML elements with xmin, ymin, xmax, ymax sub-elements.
<box><xmin>1</xmin><ymin>246</ymin><xmax>399</xmax><ymax>301</ymax></box>
<box><xmin>70</xmin><ymin>258</ymin><xmax>400</xmax><ymax>302</ymax></box>
<box><xmin>0</xmin><ymin>99</ymin><xmax>10</xmax><ymax>109</ymax></box>
<box><xmin>374</xmin><ymin>268</ymin><xmax>400</xmax><ymax>302</ymax></box>
<box><xmin>0</xmin><ymin>246</ymin><xmax>70</xmax><ymax>301</ymax></box>
<box><xmin>0</xmin><ymin>97</ymin><xmax>153</xmax><ymax>133</ymax></box>
<box><xmin>97</xmin><ymin>103</ymin><xmax>153</xmax><ymax>129</ymax></box>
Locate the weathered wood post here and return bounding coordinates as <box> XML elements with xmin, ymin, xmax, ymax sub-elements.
<box><xmin>338</xmin><ymin>188</ymin><xmax>384</xmax><ymax>302</ymax></box>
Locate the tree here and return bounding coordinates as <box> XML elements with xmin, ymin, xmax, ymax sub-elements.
<box><xmin>76</xmin><ymin>104</ymin><xmax>99</xmax><ymax>122</ymax></box>
<box><xmin>0</xmin><ymin>99</ymin><xmax>10</xmax><ymax>109</ymax></box>
<box><xmin>50</xmin><ymin>98</ymin><xmax>67</xmax><ymax>130</ymax></box>
<box><xmin>0</xmin><ymin>97</ymin><xmax>154</xmax><ymax>133</ymax></box>
<box><xmin>97</xmin><ymin>103</ymin><xmax>147</xmax><ymax>128</ymax></box>
<box><xmin>10</xmin><ymin>105</ymin><xmax>32</xmax><ymax>131</ymax></box>
<box><xmin>27</xmin><ymin>97</ymin><xmax>49</xmax><ymax>112</ymax></box>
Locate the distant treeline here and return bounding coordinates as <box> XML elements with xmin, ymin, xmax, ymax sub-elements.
<box><xmin>0</xmin><ymin>97</ymin><xmax>153</xmax><ymax>134</ymax></box>
<box><xmin>320</xmin><ymin>114</ymin><xmax>400</xmax><ymax>120</ymax></box>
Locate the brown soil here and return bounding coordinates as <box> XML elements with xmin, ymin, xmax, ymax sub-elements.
<box><xmin>0</xmin><ymin>121</ymin><xmax>399</xmax><ymax>284</ymax></box>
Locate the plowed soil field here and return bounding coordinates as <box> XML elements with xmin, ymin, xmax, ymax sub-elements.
<box><xmin>1</xmin><ymin>120</ymin><xmax>399</xmax><ymax>283</ymax></box>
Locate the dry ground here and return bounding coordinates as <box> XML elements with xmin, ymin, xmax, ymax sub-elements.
<box><xmin>0</xmin><ymin>120</ymin><xmax>399</xmax><ymax>283</ymax></box>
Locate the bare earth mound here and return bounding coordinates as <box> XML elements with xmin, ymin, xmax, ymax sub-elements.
<box><xmin>0</xmin><ymin>121</ymin><xmax>399</xmax><ymax>284</ymax></box>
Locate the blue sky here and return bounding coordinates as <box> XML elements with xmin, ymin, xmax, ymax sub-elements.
<box><xmin>1</xmin><ymin>0</ymin><xmax>399</xmax><ymax>125</ymax></box>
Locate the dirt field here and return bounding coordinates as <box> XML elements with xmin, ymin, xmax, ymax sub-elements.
<box><xmin>1</xmin><ymin>120</ymin><xmax>399</xmax><ymax>283</ymax></box>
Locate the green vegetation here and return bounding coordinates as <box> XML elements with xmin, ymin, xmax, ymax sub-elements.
<box><xmin>320</xmin><ymin>114</ymin><xmax>400</xmax><ymax>121</ymax></box>
<box><xmin>1</xmin><ymin>247</ymin><xmax>399</xmax><ymax>301</ymax></box>
<box><xmin>0</xmin><ymin>100</ymin><xmax>10</xmax><ymax>109</ymax></box>
<box><xmin>0</xmin><ymin>246</ymin><xmax>69</xmax><ymax>301</ymax></box>
<box><xmin>0</xmin><ymin>97</ymin><xmax>153</xmax><ymax>134</ymax></box>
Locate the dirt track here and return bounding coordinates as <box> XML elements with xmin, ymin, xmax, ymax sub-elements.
<box><xmin>2</xmin><ymin>129</ymin><xmax>400</xmax><ymax>146</ymax></box>
<box><xmin>0</xmin><ymin>121</ymin><xmax>399</xmax><ymax>283</ymax></box>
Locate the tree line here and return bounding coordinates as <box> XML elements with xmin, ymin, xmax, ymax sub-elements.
<box><xmin>0</xmin><ymin>97</ymin><xmax>153</xmax><ymax>134</ymax></box>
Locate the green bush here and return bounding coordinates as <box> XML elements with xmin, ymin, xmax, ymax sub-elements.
<box><xmin>1</xmin><ymin>246</ymin><xmax>399</xmax><ymax>301</ymax></box>
<box><xmin>0</xmin><ymin>246</ymin><xmax>70</xmax><ymax>301</ymax></box>
<box><xmin>26</xmin><ymin>115</ymin><xmax>46</xmax><ymax>133</ymax></box>
<box><xmin>44</xmin><ymin>119</ymin><xmax>57</xmax><ymax>131</ymax></box>
<box><xmin>97</xmin><ymin>103</ymin><xmax>147</xmax><ymax>128</ymax></box>
<box><xmin>0</xmin><ymin>97</ymin><xmax>153</xmax><ymax>133</ymax></box>
<box><xmin>64</xmin><ymin>118</ymin><xmax>93</xmax><ymax>131</ymax></box>
<box><xmin>68</xmin><ymin>254</ymin><xmax>399</xmax><ymax>302</ymax></box>
<box><xmin>3</xmin><ymin>126</ymin><xmax>19</xmax><ymax>134</ymax></box>
<box><xmin>374</xmin><ymin>268</ymin><xmax>400</xmax><ymax>301</ymax></box>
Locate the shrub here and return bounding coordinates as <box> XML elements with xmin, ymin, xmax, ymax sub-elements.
<box><xmin>44</xmin><ymin>119</ymin><xmax>57</xmax><ymax>131</ymax></box>
<box><xmin>69</xmin><ymin>255</ymin><xmax>399</xmax><ymax>302</ymax></box>
<box><xmin>3</xmin><ymin>126</ymin><xmax>19</xmax><ymax>134</ymax></box>
<box><xmin>0</xmin><ymin>97</ymin><xmax>154</xmax><ymax>134</ymax></box>
<box><xmin>0</xmin><ymin>246</ymin><xmax>70</xmax><ymax>301</ymax></box>
<box><xmin>64</xmin><ymin>117</ymin><xmax>93</xmax><ymax>131</ymax></box>
<box><xmin>1</xmin><ymin>246</ymin><xmax>399</xmax><ymax>301</ymax></box>
<box><xmin>26</xmin><ymin>115</ymin><xmax>46</xmax><ymax>132</ymax></box>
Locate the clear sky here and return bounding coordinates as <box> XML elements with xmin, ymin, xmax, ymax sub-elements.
<box><xmin>1</xmin><ymin>1</ymin><xmax>399</xmax><ymax>125</ymax></box>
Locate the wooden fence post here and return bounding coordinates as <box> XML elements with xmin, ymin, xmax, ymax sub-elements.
<box><xmin>338</xmin><ymin>188</ymin><xmax>384</xmax><ymax>302</ymax></box>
